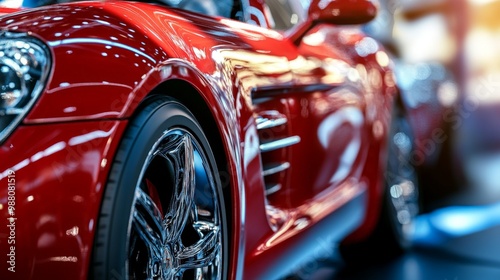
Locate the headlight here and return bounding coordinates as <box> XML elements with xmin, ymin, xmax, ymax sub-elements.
<box><xmin>0</xmin><ymin>32</ymin><xmax>51</xmax><ymax>143</ymax></box>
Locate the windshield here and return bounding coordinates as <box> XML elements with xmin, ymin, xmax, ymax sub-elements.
<box><xmin>265</xmin><ymin>0</ymin><xmax>309</xmax><ymax>30</ymax></box>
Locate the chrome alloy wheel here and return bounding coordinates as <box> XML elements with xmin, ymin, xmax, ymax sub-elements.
<box><xmin>128</xmin><ymin>129</ymin><xmax>223</xmax><ymax>279</ymax></box>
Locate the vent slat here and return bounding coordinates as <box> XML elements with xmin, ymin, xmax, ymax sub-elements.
<box><xmin>262</xmin><ymin>162</ymin><xmax>291</xmax><ymax>176</ymax></box>
<box><xmin>260</xmin><ymin>136</ymin><xmax>301</xmax><ymax>152</ymax></box>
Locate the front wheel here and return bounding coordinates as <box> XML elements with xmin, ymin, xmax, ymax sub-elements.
<box><xmin>91</xmin><ymin>96</ymin><xmax>228</xmax><ymax>279</ymax></box>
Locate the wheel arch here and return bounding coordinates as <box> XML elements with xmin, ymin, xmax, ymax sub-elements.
<box><xmin>149</xmin><ymin>80</ymin><xmax>229</xmax><ymax>175</ymax></box>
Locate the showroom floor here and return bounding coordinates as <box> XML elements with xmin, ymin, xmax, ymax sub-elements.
<box><xmin>286</xmin><ymin>153</ymin><xmax>500</xmax><ymax>280</ymax></box>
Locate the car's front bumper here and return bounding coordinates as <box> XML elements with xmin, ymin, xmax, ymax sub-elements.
<box><xmin>0</xmin><ymin>120</ymin><xmax>127</xmax><ymax>279</ymax></box>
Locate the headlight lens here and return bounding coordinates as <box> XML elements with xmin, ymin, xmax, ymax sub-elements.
<box><xmin>0</xmin><ymin>32</ymin><xmax>51</xmax><ymax>143</ymax></box>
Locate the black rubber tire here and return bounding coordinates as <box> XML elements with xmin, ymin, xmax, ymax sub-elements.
<box><xmin>90</xmin><ymin>95</ymin><xmax>228</xmax><ymax>279</ymax></box>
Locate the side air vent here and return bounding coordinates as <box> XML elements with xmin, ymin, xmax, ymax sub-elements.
<box><xmin>256</xmin><ymin>110</ymin><xmax>300</xmax><ymax>197</ymax></box>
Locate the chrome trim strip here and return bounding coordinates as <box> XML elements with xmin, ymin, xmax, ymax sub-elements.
<box><xmin>259</xmin><ymin>136</ymin><xmax>301</xmax><ymax>152</ymax></box>
<box><xmin>262</xmin><ymin>162</ymin><xmax>291</xmax><ymax>177</ymax></box>
<box><xmin>265</xmin><ymin>183</ymin><xmax>282</xmax><ymax>196</ymax></box>
<box><xmin>256</xmin><ymin>116</ymin><xmax>288</xmax><ymax>130</ymax></box>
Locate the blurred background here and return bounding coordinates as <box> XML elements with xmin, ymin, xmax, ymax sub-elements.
<box><xmin>362</xmin><ymin>0</ymin><xmax>500</xmax><ymax>208</ymax></box>
<box><xmin>289</xmin><ymin>0</ymin><xmax>500</xmax><ymax>278</ymax></box>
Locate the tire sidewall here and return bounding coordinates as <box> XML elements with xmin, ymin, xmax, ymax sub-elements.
<box><xmin>384</xmin><ymin>105</ymin><xmax>418</xmax><ymax>250</ymax></box>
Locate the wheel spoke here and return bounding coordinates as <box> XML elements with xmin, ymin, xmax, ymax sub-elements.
<box><xmin>177</xmin><ymin>222</ymin><xmax>220</xmax><ymax>269</ymax></box>
<box><xmin>161</xmin><ymin>134</ymin><xmax>196</xmax><ymax>243</ymax></box>
<box><xmin>132</xmin><ymin>187</ymin><xmax>165</xmax><ymax>259</ymax></box>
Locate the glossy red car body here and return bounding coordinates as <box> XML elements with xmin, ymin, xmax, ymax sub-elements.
<box><xmin>0</xmin><ymin>0</ymin><xmax>397</xmax><ymax>278</ymax></box>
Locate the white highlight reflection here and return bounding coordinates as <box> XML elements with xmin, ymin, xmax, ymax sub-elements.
<box><xmin>68</xmin><ymin>131</ymin><xmax>111</xmax><ymax>146</ymax></box>
<box><xmin>48</xmin><ymin>38</ymin><xmax>156</xmax><ymax>63</ymax></box>
<box><xmin>318</xmin><ymin>107</ymin><xmax>363</xmax><ymax>184</ymax></box>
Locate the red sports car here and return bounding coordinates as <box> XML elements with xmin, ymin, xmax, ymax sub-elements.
<box><xmin>0</xmin><ymin>0</ymin><xmax>419</xmax><ymax>279</ymax></box>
